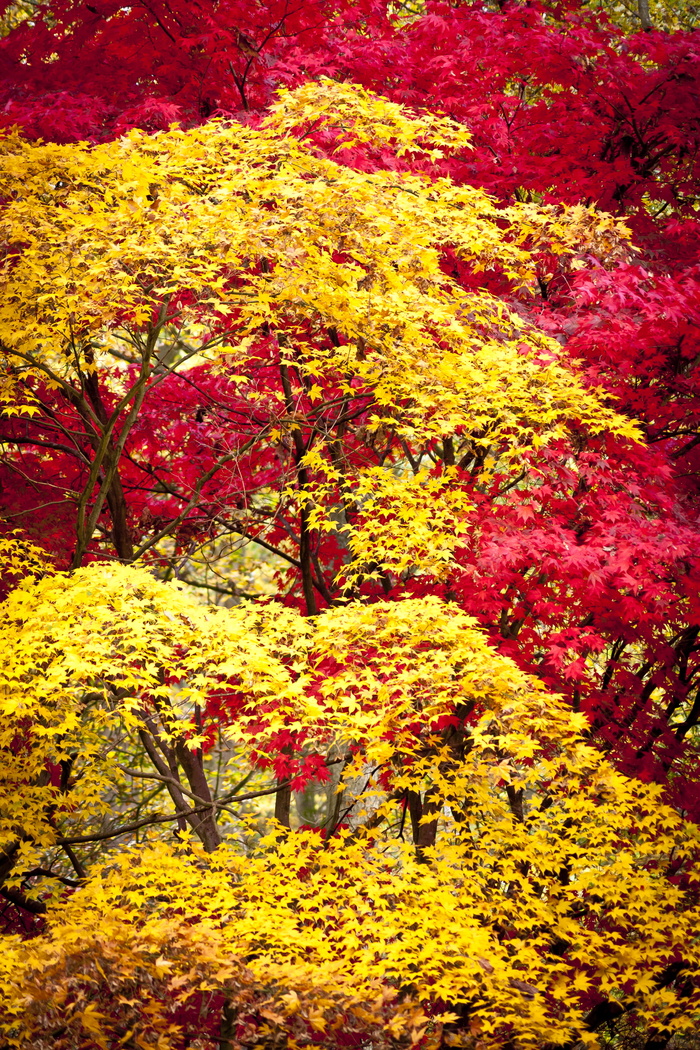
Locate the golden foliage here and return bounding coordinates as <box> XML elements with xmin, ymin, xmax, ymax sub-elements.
<box><xmin>0</xmin><ymin>79</ymin><xmax>637</xmax><ymax>454</ymax></box>
<box><xmin>0</xmin><ymin>563</ymin><xmax>699</xmax><ymax>1046</ymax></box>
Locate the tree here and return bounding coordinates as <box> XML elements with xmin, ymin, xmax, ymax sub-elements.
<box><xmin>1</xmin><ymin>0</ymin><xmax>699</xmax><ymax>801</ymax></box>
<box><xmin>1</xmin><ymin>1</ymin><xmax>700</xmax><ymax>1046</ymax></box>
<box><xmin>1</xmin><ymin>562</ymin><xmax>700</xmax><ymax>1047</ymax></box>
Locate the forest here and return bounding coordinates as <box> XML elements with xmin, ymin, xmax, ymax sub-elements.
<box><xmin>0</xmin><ymin>0</ymin><xmax>699</xmax><ymax>1046</ymax></box>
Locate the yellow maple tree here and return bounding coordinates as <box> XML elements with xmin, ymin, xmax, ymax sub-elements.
<box><xmin>0</xmin><ymin>563</ymin><xmax>699</xmax><ymax>1048</ymax></box>
<box><xmin>0</xmin><ymin>79</ymin><xmax>637</xmax><ymax>582</ymax></box>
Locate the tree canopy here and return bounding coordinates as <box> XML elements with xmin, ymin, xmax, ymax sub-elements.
<box><xmin>0</xmin><ymin>0</ymin><xmax>699</xmax><ymax>1047</ymax></box>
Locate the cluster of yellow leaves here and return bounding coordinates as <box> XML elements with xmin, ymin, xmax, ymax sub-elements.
<box><xmin>302</xmin><ymin>458</ymin><xmax>474</xmax><ymax>586</ymax></box>
<box><xmin>1</xmin><ymin>560</ymin><xmax>700</xmax><ymax>1046</ymax></box>
<box><xmin>0</xmin><ymin>837</ymin><xmax>431</xmax><ymax>1050</ymax></box>
<box><xmin>3</xmin><ymin>814</ymin><xmax>700</xmax><ymax>1050</ymax></box>
<box><xmin>0</xmin><ymin>79</ymin><xmax>644</xmax><ymax>586</ymax></box>
<box><xmin>516</xmin><ymin>202</ymin><xmax>634</xmax><ymax>269</ymax></box>
<box><xmin>263</xmin><ymin>78</ymin><xmax>474</xmax><ymax>159</ymax></box>
<box><xmin>590</xmin><ymin>0</ymin><xmax>699</xmax><ymax>33</ymax></box>
<box><xmin>0</xmin><ymin>79</ymin><xmax>639</xmax><ymax>456</ymax></box>
<box><xmin>0</xmin><ymin>527</ymin><xmax>50</xmax><ymax>589</ymax></box>
<box><xmin>0</xmin><ymin>561</ymin><xmax>304</xmax><ymax>881</ymax></box>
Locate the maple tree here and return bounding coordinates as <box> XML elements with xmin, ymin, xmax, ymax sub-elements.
<box><xmin>2</xmin><ymin>561</ymin><xmax>700</xmax><ymax>1048</ymax></box>
<box><xmin>1</xmin><ymin>0</ymin><xmax>700</xmax><ymax>1046</ymax></box>
<box><xmin>0</xmin><ymin>0</ymin><xmax>699</xmax><ymax>790</ymax></box>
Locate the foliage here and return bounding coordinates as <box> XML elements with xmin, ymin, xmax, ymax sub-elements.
<box><xmin>2</xmin><ymin>564</ymin><xmax>700</xmax><ymax>1047</ymax></box>
<box><xmin>0</xmin><ymin>0</ymin><xmax>700</xmax><ymax>1047</ymax></box>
